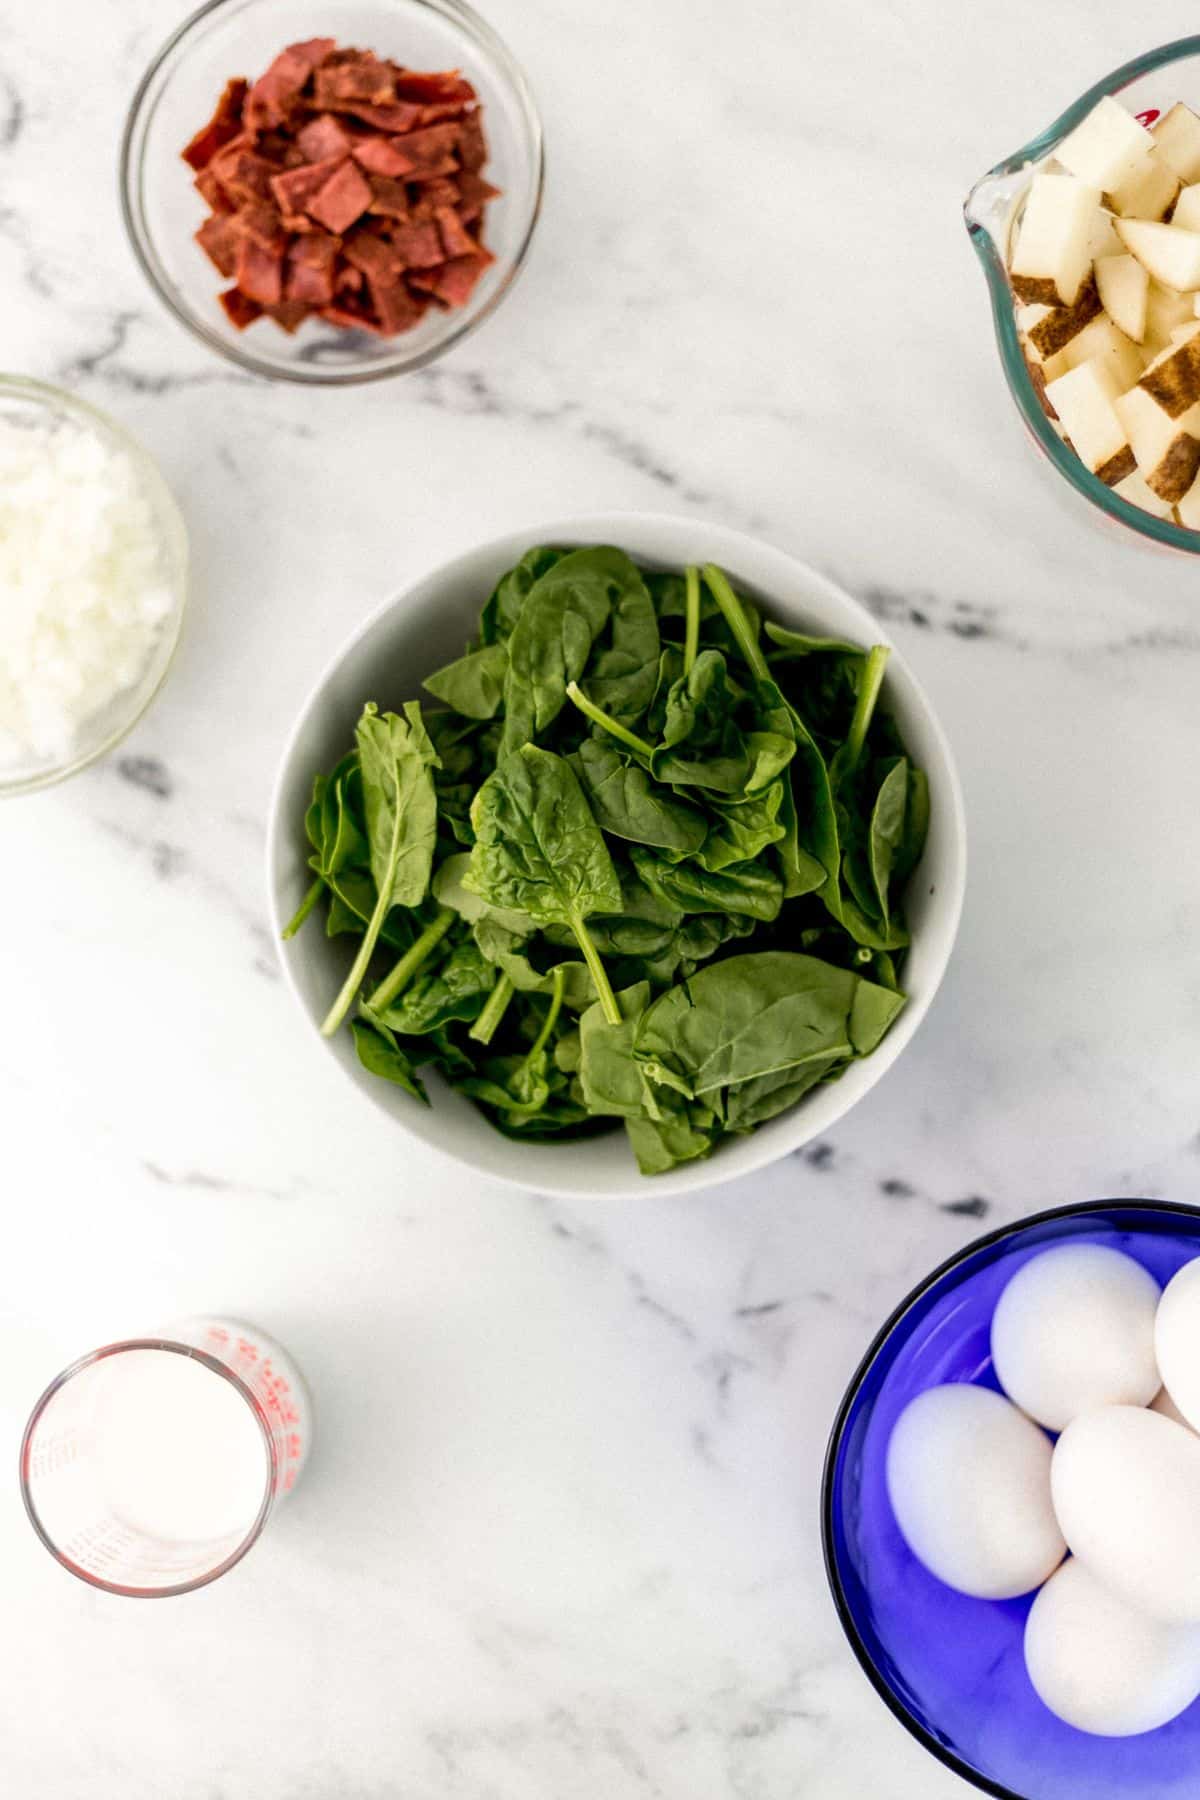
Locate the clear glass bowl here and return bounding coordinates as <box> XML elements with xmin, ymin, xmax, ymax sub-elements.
<box><xmin>964</xmin><ymin>37</ymin><xmax>1200</xmax><ymax>554</ymax></box>
<box><xmin>822</xmin><ymin>1199</ymin><xmax>1200</xmax><ymax>1800</ymax></box>
<box><xmin>0</xmin><ymin>377</ymin><xmax>188</xmax><ymax>798</ymax></box>
<box><xmin>120</xmin><ymin>0</ymin><xmax>544</xmax><ymax>385</ymax></box>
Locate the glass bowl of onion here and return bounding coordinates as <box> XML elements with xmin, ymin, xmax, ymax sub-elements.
<box><xmin>0</xmin><ymin>376</ymin><xmax>188</xmax><ymax>797</ymax></box>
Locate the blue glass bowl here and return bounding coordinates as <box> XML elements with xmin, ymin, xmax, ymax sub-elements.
<box><xmin>822</xmin><ymin>1200</ymin><xmax>1200</xmax><ymax>1799</ymax></box>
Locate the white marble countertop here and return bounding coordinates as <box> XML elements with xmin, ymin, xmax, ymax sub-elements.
<box><xmin>6</xmin><ymin>1</ymin><xmax>1200</xmax><ymax>1793</ymax></box>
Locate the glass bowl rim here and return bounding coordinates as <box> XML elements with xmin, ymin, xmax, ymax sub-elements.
<box><xmin>0</xmin><ymin>373</ymin><xmax>189</xmax><ymax>798</ymax></box>
<box><xmin>118</xmin><ymin>0</ymin><xmax>546</xmax><ymax>387</ymax></box>
<box><xmin>820</xmin><ymin>1194</ymin><xmax>1200</xmax><ymax>1800</ymax></box>
<box><xmin>963</xmin><ymin>35</ymin><xmax>1200</xmax><ymax>555</ymax></box>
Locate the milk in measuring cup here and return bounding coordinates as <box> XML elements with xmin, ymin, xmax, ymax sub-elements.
<box><xmin>95</xmin><ymin>1351</ymin><xmax>269</xmax><ymax>1541</ymax></box>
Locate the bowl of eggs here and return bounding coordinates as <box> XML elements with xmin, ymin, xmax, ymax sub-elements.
<box><xmin>822</xmin><ymin>1199</ymin><xmax>1200</xmax><ymax>1800</ymax></box>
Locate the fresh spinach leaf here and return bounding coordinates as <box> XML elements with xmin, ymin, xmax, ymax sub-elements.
<box><xmin>320</xmin><ymin>702</ymin><xmax>440</xmax><ymax>1037</ymax></box>
<box><xmin>570</xmin><ymin>737</ymin><xmax>708</xmax><ymax>855</ymax></box>
<box><xmin>370</xmin><ymin>935</ymin><xmax>496</xmax><ymax>1036</ymax></box>
<box><xmin>480</xmin><ymin>546</ymin><xmax>566</xmax><ymax>645</ymax></box>
<box><xmin>574</xmin><ymin>554</ymin><xmax>660</xmax><ymax>726</ymax></box>
<box><xmin>424</xmin><ymin>643</ymin><xmax>508</xmax><ymax>720</ymax></box>
<box><xmin>351</xmin><ymin>1018</ymin><xmax>429</xmax><ymax>1104</ymax></box>
<box><xmin>466</xmin><ymin>745</ymin><xmax>623</xmax><ymax>1023</ymax></box>
<box><xmin>630</xmin><ymin>845</ymin><xmax>783</xmax><ymax>922</ymax></box>
<box><xmin>500</xmin><ymin>548</ymin><xmax>626</xmax><ymax>752</ymax></box>
<box><xmin>633</xmin><ymin>951</ymin><xmax>896</xmax><ymax>1096</ymax></box>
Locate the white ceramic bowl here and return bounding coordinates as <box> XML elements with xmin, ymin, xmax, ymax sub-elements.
<box><xmin>267</xmin><ymin>514</ymin><xmax>966</xmax><ymax>1198</ymax></box>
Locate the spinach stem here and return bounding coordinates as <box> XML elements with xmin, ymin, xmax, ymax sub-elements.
<box><xmin>365</xmin><ymin>906</ymin><xmax>456</xmax><ymax>1018</ymax></box>
<box><xmin>469</xmin><ymin>971</ymin><xmax>515</xmax><ymax>1045</ymax></box>
<box><xmin>321</xmin><ymin>892</ymin><xmax>393</xmax><ymax>1037</ymax></box>
<box><xmin>702</xmin><ymin>564</ymin><xmax>769</xmax><ymax>682</ymax></box>
<box><xmin>683</xmin><ymin>565</ymin><xmax>701</xmax><ymax>675</ymax></box>
<box><xmin>528</xmin><ymin>964</ymin><xmax>566</xmax><ymax>1060</ymax></box>
<box><xmin>569</xmin><ymin>910</ymin><xmax>621</xmax><ymax>1025</ymax></box>
<box><xmin>844</xmin><ymin>645</ymin><xmax>891</xmax><ymax>770</ymax></box>
<box><xmin>282</xmin><ymin>875</ymin><xmax>324</xmax><ymax>940</ymax></box>
<box><xmin>565</xmin><ymin>681</ymin><xmax>654</xmax><ymax>759</ymax></box>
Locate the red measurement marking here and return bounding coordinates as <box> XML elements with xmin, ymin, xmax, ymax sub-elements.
<box><xmin>1135</xmin><ymin>108</ymin><xmax>1161</xmax><ymax>127</ymax></box>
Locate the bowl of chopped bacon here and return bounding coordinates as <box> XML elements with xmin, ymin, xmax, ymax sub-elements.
<box><xmin>120</xmin><ymin>0</ymin><xmax>543</xmax><ymax>383</ymax></box>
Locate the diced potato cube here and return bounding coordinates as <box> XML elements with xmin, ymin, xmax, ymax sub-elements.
<box><xmin>1095</xmin><ymin>253</ymin><xmax>1149</xmax><ymax>341</ymax></box>
<box><xmin>1011</xmin><ymin>174</ymin><xmax>1100</xmax><ymax>306</ymax></box>
<box><xmin>1113</xmin><ymin>383</ymin><xmax>1200</xmax><ymax>500</ymax></box>
<box><xmin>1107</xmin><ymin>147</ymin><xmax>1180</xmax><ymax>221</ymax></box>
<box><xmin>1044</xmin><ymin>359</ymin><xmax>1134</xmax><ymax>483</ymax></box>
<box><xmin>1063</xmin><ymin>314</ymin><xmax>1145</xmax><ymax>389</ymax></box>
<box><xmin>1153</xmin><ymin>102</ymin><xmax>1200</xmax><ymax>184</ymax></box>
<box><xmin>1114</xmin><ymin>218</ymin><xmax>1200</xmax><ymax>291</ymax></box>
<box><xmin>1057</xmin><ymin>96</ymin><xmax>1155</xmax><ymax>192</ymax></box>
<box><xmin>1113</xmin><ymin>468</ymin><xmax>1175</xmax><ymax>519</ymax></box>
<box><xmin>1172</xmin><ymin>184</ymin><xmax>1200</xmax><ymax>232</ymax></box>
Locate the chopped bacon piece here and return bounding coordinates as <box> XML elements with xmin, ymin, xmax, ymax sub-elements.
<box><xmin>232</xmin><ymin>201</ymin><xmax>287</xmax><ymax>250</ymax></box>
<box><xmin>395</xmin><ymin>123</ymin><xmax>460</xmax><ymax>176</ymax></box>
<box><xmin>269</xmin><ymin>154</ymin><xmax>348</xmax><ymax>215</ymax></box>
<box><xmin>296</xmin><ymin>112</ymin><xmax>355</xmax><ymax>162</ymax></box>
<box><xmin>369</xmin><ymin>276</ymin><xmax>426</xmax><ymax>334</ymax></box>
<box><xmin>456</xmin><ymin>170</ymin><xmax>500</xmax><ymax>220</ymax></box>
<box><xmin>417</xmin><ymin>99</ymin><xmax>474</xmax><ymax>126</ymax></box>
<box><xmin>343</xmin><ymin>227</ymin><xmax>406</xmax><ymax>282</ymax></box>
<box><xmin>319</xmin><ymin>299</ymin><xmax>378</xmax><ymax>331</ymax></box>
<box><xmin>235</xmin><ymin>235</ymin><xmax>285</xmax><ymax>304</ymax></box>
<box><xmin>195</xmin><ymin>166</ymin><xmax>235</xmax><ymax>213</ymax></box>
<box><xmin>387</xmin><ymin>218</ymin><xmax>444</xmax><ymax>268</ymax></box>
<box><xmin>352</xmin><ymin>136</ymin><xmax>415</xmax><ymax>178</ymax></box>
<box><xmin>410</xmin><ymin>177</ymin><xmax>460</xmax><ymax>216</ymax></box>
<box><xmin>218</xmin><ymin>286</ymin><xmax>264</xmax><ymax>329</ymax></box>
<box><xmin>286</xmin><ymin>232</ymin><xmax>339</xmax><ymax>304</ymax></box>
<box><xmin>365</xmin><ymin>176</ymin><xmax>410</xmax><ymax>218</ymax></box>
<box><xmin>182</xmin><ymin>78</ymin><xmax>248</xmax><ymax>170</ymax></box>
<box><xmin>458</xmin><ymin>112</ymin><xmax>487</xmax><ymax>172</ymax></box>
<box><xmin>434</xmin><ymin>205</ymin><xmax>476</xmax><ymax>261</ymax></box>
<box><xmin>392</xmin><ymin>69</ymin><xmax>475</xmax><ymax>103</ymax></box>
<box><xmin>335</xmin><ymin>262</ymin><xmax>365</xmax><ymax>294</ymax></box>
<box><xmin>429</xmin><ymin>249</ymin><xmax>493</xmax><ymax>307</ymax></box>
<box><xmin>195</xmin><ymin>213</ymin><xmax>241</xmax><ymax>277</ymax></box>
<box><xmin>340</xmin><ymin>101</ymin><xmax>422</xmax><ymax>132</ymax></box>
<box><xmin>313</xmin><ymin>52</ymin><xmax>395</xmax><ymax>108</ymax></box>
<box><xmin>211</xmin><ymin>144</ymin><xmax>278</xmax><ymax>203</ymax></box>
<box><xmin>265</xmin><ymin>299</ymin><xmax>312</xmax><ymax>333</ymax></box>
<box><xmin>246</xmin><ymin>37</ymin><xmax>335</xmax><ymax>130</ymax></box>
<box><xmin>306</xmin><ymin>158</ymin><xmax>373</xmax><ymax>233</ymax></box>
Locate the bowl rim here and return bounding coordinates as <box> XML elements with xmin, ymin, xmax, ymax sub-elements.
<box><xmin>118</xmin><ymin>0</ymin><xmax>546</xmax><ymax>387</ymax></box>
<box><xmin>963</xmin><ymin>35</ymin><xmax>1200</xmax><ymax>555</ymax></box>
<box><xmin>820</xmin><ymin>1195</ymin><xmax>1200</xmax><ymax>1800</ymax></box>
<box><xmin>265</xmin><ymin>509</ymin><xmax>967</xmax><ymax>1199</ymax></box>
<box><xmin>0</xmin><ymin>373</ymin><xmax>189</xmax><ymax>798</ymax></box>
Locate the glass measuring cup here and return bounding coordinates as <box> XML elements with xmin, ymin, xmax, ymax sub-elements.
<box><xmin>19</xmin><ymin>1317</ymin><xmax>312</xmax><ymax>1597</ymax></box>
<box><xmin>963</xmin><ymin>36</ymin><xmax>1200</xmax><ymax>554</ymax></box>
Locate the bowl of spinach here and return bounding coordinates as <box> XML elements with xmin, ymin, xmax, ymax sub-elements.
<box><xmin>268</xmin><ymin>515</ymin><xmax>965</xmax><ymax>1196</ymax></box>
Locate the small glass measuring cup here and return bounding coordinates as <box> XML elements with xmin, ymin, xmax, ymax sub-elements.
<box><xmin>19</xmin><ymin>1317</ymin><xmax>312</xmax><ymax>1597</ymax></box>
<box><xmin>963</xmin><ymin>35</ymin><xmax>1200</xmax><ymax>554</ymax></box>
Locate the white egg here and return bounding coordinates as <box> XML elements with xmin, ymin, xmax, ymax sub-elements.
<box><xmin>1151</xmin><ymin>1386</ymin><xmax>1196</xmax><ymax>1432</ymax></box>
<box><xmin>1155</xmin><ymin>1259</ymin><xmax>1200</xmax><ymax>1434</ymax></box>
<box><xmin>1052</xmin><ymin>1405</ymin><xmax>1200</xmax><ymax>1622</ymax></box>
<box><xmin>886</xmin><ymin>1384</ymin><xmax>1065</xmax><ymax>1598</ymax></box>
<box><xmin>1025</xmin><ymin>1557</ymin><xmax>1200</xmax><ymax>1736</ymax></box>
<box><xmin>990</xmin><ymin>1244</ymin><xmax>1160</xmax><ymax>1431</ymax></box>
